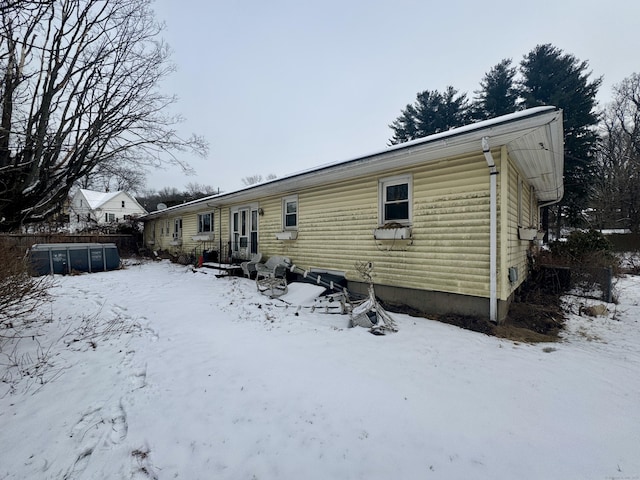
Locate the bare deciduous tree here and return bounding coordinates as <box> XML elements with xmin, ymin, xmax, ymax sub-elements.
<box><xmin>593</xmin><ymin>73</ymin><xmax>640</xmax><ymax>233</ymax></box>
<box><xmin>241</xmin><ymin>173</ymin><xmax>276</xmax><ymax>186</ymax></box>
<box><xmin>78</xmin><ymin>157</ymin><xmax>148</xmax><ymax>194</ymax></box>
<box><xmin>0</xmin><ymin>0</ymin><xmax>208</xmax><ymax>231</ymax></box>
<box><xmin>241</xmin><ymin>175</ymin><xmax>263</xmax><ymax>186</ymax></box>
<box><xmin>184</xmin><ymin>182</ymin><xmax>218</xmax><ymax>197</ymax></box>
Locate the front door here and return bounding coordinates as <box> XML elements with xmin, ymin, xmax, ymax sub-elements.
<box><xmin>232</xmin><ymin>208</ymin><xmax>249</xmax><ymax>259</ymax></box>
<box><xmin>232</xmin><ymin>207</ymin><xmax>259</xmax><ymax>259</ymax></box>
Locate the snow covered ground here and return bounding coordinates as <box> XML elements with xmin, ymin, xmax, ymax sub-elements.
<box><xmin>1</xmin><ymin>260</ymin><xmax>639</xmax><ymax>480</ymax></box>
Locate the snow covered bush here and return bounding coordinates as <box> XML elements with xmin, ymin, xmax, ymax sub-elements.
<box><xmin>619</xmin><ymin>251</ymin><xmax>640</xmax><ymax>274</ymax></box>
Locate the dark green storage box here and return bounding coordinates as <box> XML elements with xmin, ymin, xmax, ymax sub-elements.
<box><xmin>28</xmin><ymin>243</ymin><xmax>120</xmax><ymax>275</ymax></box>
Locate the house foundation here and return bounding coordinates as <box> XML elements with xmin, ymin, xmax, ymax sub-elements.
<box><xmin>347</xmin><ymin>281</ymin><xmax>512</xmax><ymax>324</ymax></box>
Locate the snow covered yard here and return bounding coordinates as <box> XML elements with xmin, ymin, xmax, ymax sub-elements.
<box><xmin>1</xmin><ymin>260</ymin><xmax>639</xmax><ymax>480</ymax></box>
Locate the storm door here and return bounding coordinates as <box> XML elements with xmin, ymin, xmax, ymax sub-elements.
<box><xmin>250</xmin><ymin>209</ymin><xmax>259</xmax><ymax>254</ymax></box>
<box><xmin>232</xmin><ymin>208</ymin><xmax>249</xmax><ymax>259</ymax></box>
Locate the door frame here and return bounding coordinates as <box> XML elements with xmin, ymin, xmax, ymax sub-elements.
<box><xmin>230</xmin><ymin>203</ymin><xmax>259</xmax><ymax>259</ymax></box>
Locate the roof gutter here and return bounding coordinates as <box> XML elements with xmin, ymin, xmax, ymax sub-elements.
<box><xmin>482</xmin><ymin>137</ymin><xmax>498</xmax><ymax>323</ymax></box>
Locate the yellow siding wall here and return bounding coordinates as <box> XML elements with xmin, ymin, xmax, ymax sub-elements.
<box><xmin>503</xmin><ymin>155</ymin><xmax>539</xmax><ymax>298</ymax></box>
<box><xmin>143</xmin><ymin>148</ymin><xmax>540</xmax><ymax>302</ymax></box>
<box><xmin>253</xmin><ymin>196</ymin><xmax>285</xmax><ymax>254</ymax></box>
<box><xmin>252</xmin><ymin>152</ymin><xmax>494</xmax><ymax>299</ymax></box>
<box><xmin>144</xmin><ymin>207</ymin><xmax>226</xmax><ymax>256</ymax></box>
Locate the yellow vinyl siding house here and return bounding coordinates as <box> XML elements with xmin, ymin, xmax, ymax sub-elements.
<box><xmin>142</xmin><ymin>107</ymin><xmax>563</xmax><ymax>322</ymax></box>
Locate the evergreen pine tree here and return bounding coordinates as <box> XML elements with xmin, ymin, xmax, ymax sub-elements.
<box><xmin>518</xmin><ymin>44</ymin><xmax>602</xmax><ymax>228</ymax></box>
<box><xmin>389</xmin><ymin>86</ymin><xmax>469</xmax><ymax>145</ymax></box>
<box><xmin>388</xmin><ymin>104</ymin><xmax>419</xmax><ymax>144</ymax></box>
<box><xmin>472</xmin><ymin>58</ymin><xmax>519</xmax><ymax>120</ymax></box>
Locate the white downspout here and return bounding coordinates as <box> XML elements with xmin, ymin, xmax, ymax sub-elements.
<box><xmin>482</xmin><ymin>137</ymin><xmax>498</xmax><ymax>323</ymax></box>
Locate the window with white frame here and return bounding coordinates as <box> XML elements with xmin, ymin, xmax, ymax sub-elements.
<box><xmin>105</xmin><ymin>213</ymin><xmax>115</xmax><ymax>222</ymax></box>
<box><xmin>379</xmin><ymin>175</ymin><xmax>412</xmax><ymax>225</ymax></box>
<box><xmin>197</xmin><ymin>212</ymin><xmax>213</xmax><ymax>233</ymax></box>
<box><xmin>283</xmin><ymin>195</ymin><xmax>298</xmax><ymax>230</ymax></box>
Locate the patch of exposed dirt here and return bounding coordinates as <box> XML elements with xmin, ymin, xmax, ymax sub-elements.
<box><xmin>383</xmin><ymin>292</ymin><xmax>565</xmax><ymax>343</ymax></box>
<box><xmin>430</xmin><ymin>313</ymin><xmax>497</xmax><ymax>336</ymax></box>
<box><xmin>497</xmin><ymin>298</ymin><xmax>565</xmax><ymax>343</ymax></box>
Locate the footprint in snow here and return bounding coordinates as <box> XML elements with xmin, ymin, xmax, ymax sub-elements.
<box><xmin>129</xmin><ymin>365</ymin><xmax>148</xmax><ymax>391</ymax></box>
<box><xmin>64</xmin><ymin>447</ymin><xmax>93</xmax><ymax>479</ymax></box>
<box><xmin>109</xmin><ymin>401</ymin><xmax>128</xmax><ymax>444</ymax></box>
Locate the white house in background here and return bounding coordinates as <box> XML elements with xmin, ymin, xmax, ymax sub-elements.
<box><xmin>69</xmin><ymin>189</ymin><xmax>148</xmax><ymax>232</ymax></box>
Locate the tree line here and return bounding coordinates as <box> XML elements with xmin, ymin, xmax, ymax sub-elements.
<box><xmin>1</xmin><ymin>1</ymin><xmax>637</xmax><ymax>236</ymax></box>
<box><xmin>134</xmin><ymin>174</ymin><xmax>277</xmax><ymax>212</ymax></box>
<box><xmin>389</xmin><ymin>44</ymin><xmax>640</xmax><ymax>234</ymax></box>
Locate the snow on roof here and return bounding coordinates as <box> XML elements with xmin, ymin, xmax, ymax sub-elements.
<box><xmin>80</xmin><ymin>189</ymin><xmax>124</xmax><ymax>209</ymax></box>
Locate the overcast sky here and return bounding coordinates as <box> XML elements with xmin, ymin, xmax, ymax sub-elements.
<box><xmin>146</xmin><ymin>0</ymin><xmax>640</xmax><ymax>194</ymax></box>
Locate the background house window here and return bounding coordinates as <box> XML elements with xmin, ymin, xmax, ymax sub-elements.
<box><xmin>198</xmin><ymin>212</ymin><xmax>213</xmax><ymax>233</ymax></box>
<box><xmin>380</xmin><ymin>175</ymin><xmax>412</xmax><ymax>225</ymax></box>
<box><xmin>122</xmin><ymin>200</ymin><xmax>125</xmax><ymax>208</ymax></box>
<box><xmin>105</xmin><ymin>213</ymin><xmax>115</xmax><ymax>222</ymax></box>
<box><xmin>283</xmin><ymin>195</ymin><xmax>298</xmax><ymax>229</ymax></box>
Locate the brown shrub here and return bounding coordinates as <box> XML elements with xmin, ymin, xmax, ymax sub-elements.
<box><xmin>0</xmin><ymin>241</ymin><xmax>52</xmax><ymax>328</ymax></box>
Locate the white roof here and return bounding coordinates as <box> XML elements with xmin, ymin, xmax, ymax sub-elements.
<box><xmin>80</xmin><ymin>189</ymin><xmax>123</xmax><ymax>209</ymax></box>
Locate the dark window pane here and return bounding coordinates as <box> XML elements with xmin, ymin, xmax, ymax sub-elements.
<box><xmin>385</xmin><ymin>202</ymin><xmax>408</xmax><ymax>221</ymax></box>
<box><xmin>386</xmin><ymin>184</ymin><xmax>408</xmax><ymax>202</ymax></box>
<box><xmin>198</xmin><ymin>213</ymin><xmax>212</xmax><ymax>232</ymax></box>
<box><xmin>285</xmin><ymin>213</ymin><xmax>297</xmax><ymax>227</ymax></box>
<box><xmin>250</xmin><ymin>232</ymin><xmax>258</xmax><ymax>253</ymax></box>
